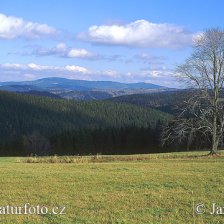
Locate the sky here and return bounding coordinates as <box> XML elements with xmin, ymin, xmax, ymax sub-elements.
<box><xmin>0</xmin><ymin>0</ymin><xmax>224</xmax><ymax>87</ymax></box>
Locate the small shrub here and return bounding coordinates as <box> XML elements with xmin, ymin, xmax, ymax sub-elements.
<box><xmin>49</xmin><ymin>155</ymin><xmax>58</xmax><ymax>163</ymax></box>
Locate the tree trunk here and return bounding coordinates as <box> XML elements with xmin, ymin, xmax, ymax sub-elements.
<box><xmin>210</xmin><ymin>79</ymin><xmax>219</xmax><ymax>155</ymax></box>
<box><xmin>187</xmin><ymin>130</ymin><xmax>193</xmax><ymax>151</ymax></box>
<box><xmin>210</xmin><ymin>117</ymin><xmax>219</xmax><ymax>155</ymax></box>
<box><xmin>210</xmin><ymin>138</ymin><xmax>219</xmax><ymax>155</ymax></box>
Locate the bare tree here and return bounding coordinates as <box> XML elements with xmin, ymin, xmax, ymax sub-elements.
<box><xmin>162</xmin><ymin>28</ymin><xmax>224</xmax><ymax>154</ymax></box>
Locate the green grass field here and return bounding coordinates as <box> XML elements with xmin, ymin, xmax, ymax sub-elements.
<box><xmin>0</xmin><ymin>151</ymin><xmax>224</xmax><ymax>223</ymax></box>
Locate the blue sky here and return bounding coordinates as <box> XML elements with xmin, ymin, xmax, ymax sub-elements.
<box><xmin>0</xmin><ymin>0</ymin><xmax>223</xmax><ymax>87</ymax></box>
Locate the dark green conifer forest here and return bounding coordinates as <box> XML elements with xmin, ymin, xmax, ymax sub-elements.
<box><xmin>0</xmin><ymin>91</ymin><xmax>172</xmax><ymax>155</ymax></box>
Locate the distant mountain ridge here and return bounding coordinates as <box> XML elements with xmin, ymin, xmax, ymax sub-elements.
<box><xmin>0</xmin><ymin>77</ymin><xmax>173</xmax><ymax>100</ymax></box>
<box><xmin>0</xmin><ymin>77</ymin><xmax>165</xmax><ymax>90</ymax></box>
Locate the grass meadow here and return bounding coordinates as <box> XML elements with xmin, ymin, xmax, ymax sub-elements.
<box><xmin>0</xmin><ymin>151</ymin><xmax>223</xmax><ymax>223</ymax></box>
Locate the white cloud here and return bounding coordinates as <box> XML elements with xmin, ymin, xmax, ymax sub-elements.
<box><xmin>67</xmin><ymin>48</ymin><xmax>94</xmax><ymax>58</ymax></box>
<box><xmin>27</xmin><ymin>63</ymin><xmax>44</xmax><ymax>70</ymax></box>
<box><xmin>34</xmin><ymin>43</ymin><xmax>67</xmax><ymax>56</ymax></box>
<box><xmin>65</xmin><ymin>65</ymin><xmax>89</xmax><ymax>73</ymax></box>
<box><xmin>141</xmin><ymin>70</ymin><xmax>170</xmax><ymax>78</ymax></box>
<box><xmin>0</xmin><ymin>13</ymin><xmax>58</xmax><ymax>39</ymax></box>
<box><xmin>137</xmin><ymin>69</ymin><xmax>178</xmax><ymax>87</ymax></box>
<box><xmin>1</xmin><ymin>63</ymin><xmax>26</xmax><ymax>69</ymax></box>
<box><xmin>103</xmin><ymin>70</ymin><xmax>120</xmax><ymax>78</ymax></box>
<box><xmin>55</xmin><ymin>43</ymin><xmax>67</xmax><ymax>50</ymax></box>
<box><xmin>78</xmin><ymin>19</ymin><xmax>198</xmax><ymax>48</ymax></box>
<box><xmin>0</xmin><ymin>63</ymin><xmax>89</xmax><ymax>74</ymax></box>
<box><xmin>34</xmin><ymin>43</ymin><xmax>97</xmax><ymax>59</ymax></box>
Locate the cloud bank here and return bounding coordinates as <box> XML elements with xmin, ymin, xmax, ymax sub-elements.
<box><xmin>78</xmin><ymin>19</ymin><xmax>197</xmax><ymax>48</ymax></box>
<box><xmin>0</xmin><ymin>63</ymin><xmax>176</xmax><ymax>87</ymax></box>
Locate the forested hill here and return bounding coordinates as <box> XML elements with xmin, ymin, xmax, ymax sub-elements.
<box><xmin>109</xmin><ymin>90</ymin><xmax>190</xmax><ymax>114</ymax></box>
<box><xmin>0</xmin><ymin>91</ymin><xmax>172</xmax><ymax>155</ymax></box>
